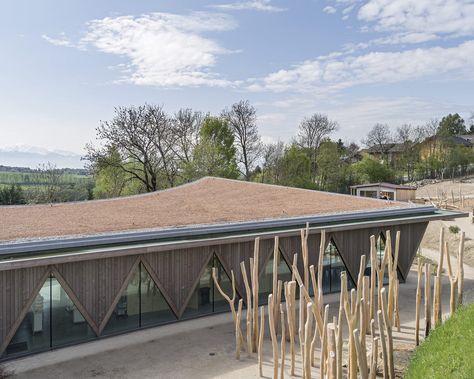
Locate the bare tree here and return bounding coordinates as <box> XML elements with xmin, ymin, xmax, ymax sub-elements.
<box><xmin>37</xmin><ymin>162</ymin><xmax>63</xmax><ymax>203</ymax></box>
<box><xmin>261</xmin><ymin>141</ymin><xmax>285</xmax><ymax>183</ymax></box>
<box><xmin>85</xmin><ymin>105</ymin><xmax>176</xmax><ymax>192</ymax></box>
<box><xmin>295</xmin><ymin>113</ymin><xmax>338</xmax><ymax>180</ymax></box>
<box><xmin>172</xmin><ymin>108</ymin><xmax>203</xmax><ymax>164</ymax></box>
<box><xmin>222</xmin><ymin>100</ymin><xmax>262</xmax><ymax>180</ymax></box>
<box><xmin>363</xmin><ymin>123</ymin><xmax>393</xmax><ymax>163</ymax></box>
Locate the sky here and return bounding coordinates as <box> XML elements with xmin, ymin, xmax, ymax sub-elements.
<box><xmin>1</xmin><ymin>0</ymin><xmax>474</xmax><ymax>154</ymax></box>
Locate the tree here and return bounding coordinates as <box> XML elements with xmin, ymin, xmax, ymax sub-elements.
<box><xmin>0</xmin><ymin>184</ymin><xmax>25</xmax><ymax>205</ymax></box>
<box><xmin>172</xmin><ymin>108</ymin><xmax>202</xmax><ymax>164</ymax></box>
<box><xmin>277</xmin><ymin>145</ymin><xmax>314</xmax><ymax>189</ymax></box>
<box><xmin>295</xmin><ymin>113</ymin><xmax>338</xmax><ymax>180</ymax></box>
<box><xmin>222</xmin><ymin>100</ymin><xmax>262</xmax><ymax>180</ymax></box>
<box><xmin>37</xmin><ymin>162</ymin><xmax>64</xmax><ymax>203</ymax></box>
<box><xmin>259</xmin><ymin>141</ymin><xmax>285</xmax><ymax>184</ymax></box>
<box><xmin>85</xmin><ymin>105</ymin><xmax>177</xmax><ymax>193</ymax></box>
<box><xmin>316</xmin><ymin>140</ymin><xmax>349</xmax><ymax>192</ymax></box>
<box><xmin>184</xmin><ymin>117</ymin><xmax>239</xmax><ymax>180</ymax></box>
<box><xmin>352</xmin><ymin>156</ymin><xmax>394</xmax><ymax>183</ymax></box>
<box><xmin>439</xmin><ymin>113</ymin><xmax>467</xmax><ymax>136</ymax></box>
<box><xmin>394</xmin><ymin>124</ymin><xmax>423</xmax><ymax>181</ymax></box>
<box><xmin>363</xmin><ymin>123</ymin><xmax>393</xmax><ymax>164</ymax></box>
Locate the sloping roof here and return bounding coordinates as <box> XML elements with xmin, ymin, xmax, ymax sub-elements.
<box><xmin>365</xmin><ymin>143</ymin><xmax>406</xmax><ymax>154</ymax></box>
<box><xmin>350</xmin><ymin>182</ymin><xmax>417</xmax><ymax>190</ymax></box>
<box><xmin>0</xmin><ymin>177</ymin><xmax>422</xmax><ymax>243</ymax></box>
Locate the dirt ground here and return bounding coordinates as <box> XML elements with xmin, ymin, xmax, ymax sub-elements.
<box><xmin>416</xmin><ymin>179</ymin><xmax>474</xmax><ymax>199</ymax></box>
<box><xmin>3</xmin><ymin>235</ymin><xmax>474</xmax><ymax>379</ymax></box>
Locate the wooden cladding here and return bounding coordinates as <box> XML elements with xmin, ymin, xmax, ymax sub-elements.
<box><xmin>0</xmin><ymin>222</ymin><xmax>428</xmax><ymax>357</ymax></box>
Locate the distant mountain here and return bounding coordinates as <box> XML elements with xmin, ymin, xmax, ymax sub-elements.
<box><xmin>0</xmin><ymin>145</ymin><xmax>85</xmax><ymax>169</ymax></box>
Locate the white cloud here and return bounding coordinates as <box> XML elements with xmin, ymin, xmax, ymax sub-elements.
<box><xmin>42</xmin><ymin>34</ymin><xmax>73</xmax><ymax>47</ymax></box>
<box><xmin>211</xmin><ymin>0</ymin><xmax>285</xmax><ymax>12</ymax></box>
<box><xmin>249</xmin><ymin>40</ymin><xmax>474</xmax><ymax>93</ymax></box>
<box><xmin>358</xmin><ymin>0</ymin><xmax>474</xmax><ymax>43</ymax></box>
<box><xmin>323</xmin><ymin>6</ymin><xmax>337</xmax><ymax>14</ymax></box>
<box><xmin>45</xmin><ymin>12</ymin><xmax>239</xmax><ymax>88</ymax></box>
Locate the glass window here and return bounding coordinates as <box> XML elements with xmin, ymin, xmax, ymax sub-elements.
<box><xmin>258</xmin><ymin>251</ymin><xmax>292</xmax><ymax>305</ymax></box>
<box><xmin>181</xmin><ymin>259</ymin><xmax>213</xmax><ymax>319</ymax></box>
<box><xmin>323</xmin><ymin>240</ymin><xmax>355</xmax><ymax>293</ymax></box>
<box><xmin>51</xmin><ymin>277</ymin><xmax>96</xmax><ymax>348</ymax></box>
<box><xmin>213</xmin><ymin>256</ymin><xmax>237</xmax><ymax>313</ymax></box>
<box><xmin>140</xmin><ymin>265</ymin><xmax>176</xmax><ymax>327</ymax></box>
<box><xmin>377</xmin><ymin>235</ymin><xmax>390</xmax><ymax>285</ymax></box>
<box><xmin>102</xmin><ymin>268</ymin><xmax>140</xmax><ymax>335</ymax></box>
<box><xmin>2</xmin><ymin>275</ymin><xmax>52</xmax><ymax>359</ymax></box>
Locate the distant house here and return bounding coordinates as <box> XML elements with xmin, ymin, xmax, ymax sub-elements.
<box><xmin>350</xmin><ymin>182</ymin><xmax>417</xmax><ymax>202</ymax></box>
<box><xmin>361</xmin><ymin>143</ymin><xmax>406</xmax><ymax>164</ymax></box>
<box><xmin>419</xmin><ymin>135</ymin><xmax>473</xmax><ymax>160</ymax></box>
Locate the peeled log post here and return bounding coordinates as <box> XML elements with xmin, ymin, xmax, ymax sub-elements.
<box><xmin>425</xmin><ymin>263</ymin><xmax>431</xmax><ymax>337</ymax></box>
<box><xmin>376</xmin><ymin>310</ymin><xmax>389</xmax><ymax>379</ymax></box>
<box><xmin>240</xmin><ymin>261</ymin><xmax>253</xmax><ymax>355</ymax></box>
<box><xmin>319</xmin><ymin>305</ymin><xmax>329</xmax><ymax>378</ymax></box>
<box><xmin>253</xmin><ymin>238</ymin><xmax>260</xmax><ymax>351</ymax></box>
<box><xmin>327</xmin><ymin>323</ymin><xmax>337</xmax><ymax>379</ymax></box>
<box><xmin>236</xmin><ymin>299</ymin><xmax>243</xmax><ymax>360</ymax></box>
<box><xmin>360</xmin><ymin>298</ymin><xmax>367</xmax><ymax>353</ymax></box>
<box><xmin>394</xmin><ymin>279</ymin><xmax>400</xmax><ymax>332</ymax></box>
<box><xmin>415</xmin><ymin>258</ymin><xmax>423</xmax><ymax>346</ymax></box>
<box><xmin>381</xmin><ymin>288</ymin><xmax>395</xmax><ymax>379</ymax></box>
<box><xmin>458</xmin><ymin>231</ymin><xmax>465</xmax><ymax>305</ymax></box>
<box><xmin>268</xmin><ymin>294</ymin><xmax>279</xmax><ymax>379</ymax></box>
<box><xmin>342</xmin><ymin>275</ymin><xmax>359</xmax><ymax>379</ymax></box>
<box><xmin>259</xmin><ymin>306</ymin><xmax>265</xmax><ymax>377</ymax></box>
<box><xmin>336</xmin><ymin>306</ymin><xmax>343</xmax><ymax>379</ymax></box>
<box><xmin>304</xmin><ymin>302</ymin><xmax>313</xmax><ymax>379</ymax></box>
<box><xmin>434</xmin><ymin>228</ymin><xmax>445</xmax><ymax>327</ymax></box>
<box><xmin>369</xmin><ymin>337</ymin><xmax>379</xmax><ymax>379</ymax></box>
<box><xmin>299</xmin><ymin>285</ymin><xmax>305</xmax><ymax>358</ymax></box>
<box><xmin>285</xmin><ymin>281</ymin><xmax>297</xmax><ymax>376</ymax></box>
<box><xmin>353</xmin><ymin>329</ymin><xmax>368</xmax><ymax>379</ymax></box>
<box><xmin>280</xmin><ymin>304</ymin><xmax>286</xmax><ymax>379</ymax></box>
<box><xmin>370</xmin><ymin>235</ymin><xmax>377</xmax><ymax>321</ymax></box>
<box><xmin>444</xmin><ymin>241</ymin><xmax>458</xmax><ymax>315</ymax></box>
<box><xmin>273</xmin><ymin>237</ymin><xmax>280</xmax><ymax>335</ymax></box>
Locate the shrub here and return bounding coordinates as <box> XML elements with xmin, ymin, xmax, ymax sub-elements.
<box><xmin>449</xmin><ymin>225</ymin><xmax>460</xmax><ymax>234</ymax></box>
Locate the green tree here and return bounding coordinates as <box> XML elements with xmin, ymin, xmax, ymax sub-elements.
<box><xmin>184</xmin><ymin>117</ymin><xmax>239</xmax><ymax>180</ymax></box>
<box><xmin>0</xmin><ymin>184</ymin><xmax>26</xmax><ymax>205</ymax></box>
<box><xmin>439</xmin><ymin>113</ymin><xmax>467</xmax><ymax>136</ymax></box>
<box><xmin>352</xmin><ymin>156</ymin><xmax>394</xmax><ymax>183</ymax></box>
<box><xmin>316</xmin><ymin>140</ymin><xmax>349</xmax><ymax>192</ymax></box>
<box><xmin>277</xmin><ymin>146</ymin><xmax>314</xmax><ymax>189</ymax></box>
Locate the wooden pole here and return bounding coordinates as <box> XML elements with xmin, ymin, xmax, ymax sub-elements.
<box><xmin>342</xmin><ymin>273</ymin><xmax>359</xmax><ymax>379</ymax></box>
<box><xmin>253</xmin><ymin>238</ymin><xmax>260</xmax><ymax>351</ymax></box>
<box><xmin>458</xmin><ymin>231</ymin><xmax>465</xmax><ymax>306</ymax></box>
<box><xmin>394</xmin><ymin>279</ymin><xmax>400</xmax><ymax>332</ymax></box>
<box><xmin>299</xmin><ymin>285</ymin><xmax>305</xmax><ymax>358</ymax></box>
<box><xmin>360</xmin><ymin>298</ymin><xmax>367</xmax><ymax>353</ymax></box>
<box><xmin>291</xmin><ymin>253</ymin><xmax>298</xmax><ymax>282</ymax></box>
<box><xmin>285</xmin><ymin>281</ymin><xmax>297</xmax><ymax>376</ymax></box>
<box><xmin>380</xmin><ymin>288</ymin><xmax>395</xmax><ymax>379</ymax></box>
<box><xmin>236</xmin><ymin>299</ymin><xmax>243</xmax><ymax>360</ymax></box>
<box><xmin>369</xmin><ymin>337</ymin><xmax>379</xmax><ymax>379</ymax></box>
<box><xmin>259</xmin><ymin>305</ymin><xmax>265</xmax><ymax>377</ymax></box>
<box><xmin>304</xmin><ymin>302</ymin><xmax>313</xmax><ymax>379</ymax></box>
<box><xmin>444</xmin><ymin>241</ymin><xmax>458</xmax><ymax>315</ymax></box>
<box><xmin>280</xmin><ymin>304</ymin><xmax>286</xmax><ymax>379</ymax></box>
<box><xmin>327</xmin><ymin>323</ymin><xmax>337</xmax><ymax>379</ymax></box>
<box><xmin>377</xmin><ymin>310</ymin><xmax>389</xmax><ymax>379</ymax></box>
<box><xmin>370</xmin><ymin>235</ymin><xmax>377</xmax><ymax>322</ymax></box>
<box><xmin>269</xmin><ymin>294</ymin><xmax>279</xmax><ymax>379</ymax></box>
<box><xmin>353</xmin><ymin>329</ymin><xmax>368</xmax><ymax>379</ymax></box>
<box><xmin>434</xmin><ymin>228</ymin><xmax>444</xmax><ymax>327</ymax></box>
<box><xmin>415</xmin><ymin>258</ymin><xmax>423</xmax><ymax>346</ymax></box>
<box><xmin>273</xmin><ymin>237</ymin><xmax>280</xmax><ymax>335</ymax></box>
<box><xmin>319</xmin><ymin>305</ymin><xmax>329</xmax><ymax>378</ymax></box>
<box><xmin>336</xmin><ymin>306</ymin><xmax>343</xmax><ymax>379</ymax></box>
<box><xmin>241</xmin><ymin>261</ymin><xmax>253</xmax><ymax>355</ymax></box>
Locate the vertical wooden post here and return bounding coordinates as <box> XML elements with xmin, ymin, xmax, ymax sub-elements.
<box><xmin>273</xmin><ymin>237</ymin><xmax>280</xmax><ymax>334</ymax></box>
<box><xmin>458</xmin><ymin>231</ymin><xmax>465</xmax><ymax>306</ymax></box>
<box><xmin>236</xmin><ymin>299</ymin><xmax>243</xmax><ymax>360</ymax></box>
<box><xmin>269</xmin><ymin>294</ymin><xmax>279</xmax><ymax>379</ymax></box>
<box><xmin>241</xmin><ymin>261</ymin><xmax>253</xmax><ymax>355</ymax></box>
<box><xmin>363</xmin><ymin>276</ymin><xmax>370</xmax><ymax>333</ymax></box>
<box><xmin>376</xmin><ymin>310</ymin><xmax>388</xmax><ymax>379</ymax></box>
<box><xmin>380</xmin><ymin>288</ymin><xmax>395</xmax><ymax>379</ymax></box>
<box><xmin>285</xmin><ymin>281</ymin><xmax>297</xmax><ymax>376</ymax></box>
<box><xmin>327</xmin><ymin>323</ymin><xmax>337</xmax><ymax>379</ymax></box>
<box><xmin>291</xmin><ymin>253</ymin><xmax>298</xmax><ymax>282</ymax></box>
<box><xmin>394</xmin><ymin>279</ymin><xmax>400</xmax><ymax>332</ymax></box>
<box><xmin>369</xmin><ymin>337</ymin><xmax>379</xmax><ymax>379</ymax></box>
<box><xmin>336</xmin><ymin>306</ymin><xmax>343</xmax><ymax>379</ymax></box>
<box><xmin>360</xmin><ymin>298</ymin><xmax>367</xmax><ymax>353</ymax></box>
<box><xmin>304</xmin><ymin>302</ymin><xmax>313</xmax><ymax>379</ymax></box>
<box><xmin>370</xmin><ymin>235</ymin><xmax>377</xmax><ymax>322</ymax></box>
<box><xmin>425</xmin><ymin>263</ymin><xmax>431</xmax><ymax>337</ymax></box>
<box><xmin>319</xmin><ymin>305</ymin><xmax>329</xmax><ymax>378</ymax></box>
<box><xmin>445</xmin><ymin>241</ymin><xmax>458</xmax><ymax>316</ymax></box>
<box><xmin>415</xmin><ymin>258</ymin><xmax>423</xmax><ymax>346</ymax></box>
<box><xmin>353</xmin><ymin>329</ymin><xmax>368</xmax><ymax>379</ymax></box>
<box><xmin>280</xmin><ymin>304</ymin><xmax>286</xmax><ymax>379</ymax></box>
<box><xmin>342</xmin><ymin>273</ymin><xmax>359</xmax><ymax>379</ymax></box>
<box><xmin>253</xmin><ymin>238</ymin><xmax>260</xmax><ymax>351</ymax></box>
<box><xmin>299</xmin><ymin>285</ymin><xmax>305</xmax><ymax>358</ymax></box>
<box><xmin>259</xmin><ymin>305</ymin><xmax>265</xmax><ymax>377</ymax></box>
<box><xmin>434</xmin><ymin>228</ymin><xmax>444</xmax><ymax>327</ymax></box>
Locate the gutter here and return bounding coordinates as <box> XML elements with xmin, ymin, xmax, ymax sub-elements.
<box><xmin>0</xmin><ymin>205</ymin><xmax>447</xmax><ymax>257</ymax></box>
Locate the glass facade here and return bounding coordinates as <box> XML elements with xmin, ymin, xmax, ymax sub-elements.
<box><xmin>182</xmin><ymin>255</ymin><xmax>237</xmax><ymax>318</ymax></box>
<box><xmin>259</xmin><ymin>251</ymin><xmax>292</xmax><ymax>304</ymax></box>
<box><xmin>322</xmin><ymin>240</ymin><xmax>355</xmax><ymax>293</ymax></box>
<box><xmin>2</xmin><ymin>275</ymin><xmax>96</xmax><ymax>360</ymax></box>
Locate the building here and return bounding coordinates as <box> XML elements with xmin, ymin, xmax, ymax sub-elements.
<box><xmin>361</xmin><ymin>143</ymin><xmax>407</xmax><ymax>164</ymax></box>
<box><xmin>419</xmin><ymin>135</ymin><xmax>473</xmax><ymax>161</ymax></box>
<box><xmin>350</xmin><ymin>183</ymin><xmax>417</xmax><ymax>202</ymax></box>
<box><xmin>0</xmin><ymin>177</ymin><xmax>463</xmax><ymax>361</ymax></box>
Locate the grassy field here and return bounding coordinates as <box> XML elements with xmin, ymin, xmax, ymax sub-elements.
<box><xmin>0</xmin><ymin>171</ymin><xmax>91</xmax><ymax>187</ymax></box>
<box><xmin>405</xmin><ymin>303</ymin><xmax>474</xmax><ymax>378</ymax></box>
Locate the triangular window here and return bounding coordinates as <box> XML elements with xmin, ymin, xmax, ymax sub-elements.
<box><xmin>258</xmin><ymin>250</ymin><xmax>292</xmax><ymax>304</ymax></box>
<box><xmin>322</xmin><ymin>239</ymin><xmax>356</xmax><ymax>293</ymax></box>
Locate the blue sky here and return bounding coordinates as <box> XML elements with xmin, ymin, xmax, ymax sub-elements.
<box><xmin>1</xmin><ymin>0</ymin><xmax>474</xmax><ymax>154</ymax></box>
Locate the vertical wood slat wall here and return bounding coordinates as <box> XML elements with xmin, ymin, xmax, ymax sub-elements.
<box><xmin>0</xmin><ymin>222</ymin><xmax>428</xmax><ymax>356</ymax></box>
